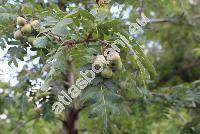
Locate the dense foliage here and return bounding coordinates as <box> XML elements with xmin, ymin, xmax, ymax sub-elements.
<box><xmin>0</xmin><ymin>0</ymin><xmax>199</xmax><ymax>134</ymax></box>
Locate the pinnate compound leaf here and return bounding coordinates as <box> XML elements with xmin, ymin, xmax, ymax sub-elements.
<box><xmin>51</xmin><ymin>18</ymin><xmax>73</xmax><ymax>36</ymax></box>
<box><xmin>33</xmin><ymin>36</ymin><xmax>49</xmax><ymax>48</ymax></box>
<box><xmin>66</xmin><ymin>8</ymin><xmax>95</xmax><ymax>21</ymax></box>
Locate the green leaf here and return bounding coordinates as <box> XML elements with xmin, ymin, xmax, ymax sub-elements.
<box><xmin>8</xmin><ymin>58</ymin><xmax>18</xmax><ymax>67</ymax></box>
<box><xmin>133</xmin><ymin>44</ymin><xmax>157</xmax><ymax>78</ymax></box>
<box><xmin>104</xmin><ymin>91</ymin><xmax>123</xmax><ymax>103</ymax></box>
<box><xmin>42</xmin><ymin>16</ymin><xmax>59</xmax><ymax>27</ymax></box>
<box><xmin>51</xmin><ymin>18</ymin><xmax>73</xmax><ymax>36</ymax></box>
<box><xmin>98</xmin><ymin>19</ymin><xmax>122</xmax><ymax>31</ymax></box>
<box><xmin>0</xmin><ymin>38</ymin><xmax>6</xmax><ymax>49</ymax></box>
<box><xmin>7</xmin><ymin>46</ymin><xmax>26</xmax><ymax>61</ymax></box>
<box><xmin>0</xmin><ymin>5</ymin><xmax>17</xmax><ymax>24</ymax></box>
<box><xmin>33</xmin><ymin>36</ymin><xmax>49</xmax><ymax>48</ymax></box>
<box><xmin>0</xmin><ymin>6</ymin><xmax>7</xmax><ymax>12</ymax></box>
<box><xmin>66</xmin><ymin>8</ymin><xmax>95</xmax><ymax>21</ymax></box>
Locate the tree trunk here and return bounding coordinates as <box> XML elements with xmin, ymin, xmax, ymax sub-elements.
<box><xmin>62</xmin><ymin>56</ymin><xmax>78</xmax><ymax>134</ymax></box>
<box><xmin>63</xmin><ymin>108</ymin><xmax>78</xmax><ymax>134</ymax></box>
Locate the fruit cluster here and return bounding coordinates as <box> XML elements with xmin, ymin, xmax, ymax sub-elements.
<box><xmin>94</xmin><ymin>51</ymin><xmax>123</xmax><ymax>78</ymax></box>
<box><xmin>14</xmin><ymin>16</ymin><xmax>39</xmax><ymax>44</ymax></box>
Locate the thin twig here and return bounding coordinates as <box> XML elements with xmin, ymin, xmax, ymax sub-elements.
<box><xmin>149</xmin><ymin>18</ymin><xmax>170</xmax><ymax>23</ymax></box>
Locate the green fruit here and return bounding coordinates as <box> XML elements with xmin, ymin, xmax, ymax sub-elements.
<box><xmin>116</xmin><ymin>60</ymin><xmax>123</xmax><ymax>70</ymax></box>
<box><xmin>94</xmin><ymin>55</ymin><xmax>106</xmax><ymax>65</ymax></box>
<box><xmin>21</xmin><ymin>24</ymin><xmax>32</xmax><ymax>34</ymax></box>
<box><xmin>17</xmin><ymin>17</ymin><xmax>26</xmax><ymax>26</ymax></box>
<box><xmin>94</xmin><ymin>55</ymin><xmax>107</xmax><ymax>69</ymax></box>
<box><xmin>30</xmin><ymin>20</ymin><xmax>39</xmax><ymax>27</ymax></box>
<box><xmin>14</xmin><ymin>30</ymin><xmax>23</xmax><ymax>40</ymax></box>
<box><xmin>101</xmin><ymin>67</ymin><xmax>113</xmax><ymax>78</ymax></box>
<box><xmin>94</xmin><ymin>55</ymin><xmax>106</xmax><ymax>64</ymax></box>
<box><xmin>109</xmin><ymin>51</ymin><xmax>123</xmax><ymax>71</ymax></box>
<box><xmin>110</xmin><ymin>59</ymin><xmax>123</xmax><ymax>71</ymax></box>
<box><xmin>110</xmin><ymin>51</ymin><xmax>121</xmax><ymax>62</ymax></box>
<box><xmin>27</xmin><ymin>36</ymin><xmax>36</xmax><ymax>44</ymax></box>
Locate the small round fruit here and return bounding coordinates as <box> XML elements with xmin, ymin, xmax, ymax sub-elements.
<box><xmin>30</xmin><ymin>20</ymin><xmax>39</xmax><ymax>27</ymax></box>
<box><xmin>110</xmin><ymin>59</ymin><xmax>123</xmax><ymax>71</ymax></box>
<box><xmin>94</xmin><ymin>55</ymin><xmax>107</xmax><ymax>66</ymax></box>
<box><xmin>116</xmin><ymin>60</ymin><xmax>123</xmax><ymax>70</ymax></box>
<box><xmin>94</xmin><ymin>55</ymin><xmax>106</xmax><ymax>64</ymax></box>
<box><xmin>21</xmin><ymin>24</ymin><xmax>32</xmax><ymax>34</ymax></box>
<box><xmin>27</xmin><ymin>36</ymin><xmax>36</xmax><ymax>44</ymax></box>
<box><xmin>109</xmin><ymin>51</ymin><xmax>121</xmax><ymax>62</ymax></box>
<box><xmin>17</xmin><ymin>16</ymin><xmax>26</xmax><ymax>26</ymax></box>
<box><xmin>101</xmin><ymin>67</ymin><xmax>113</xmax><ymax>78</ymax></box>
<box><xmin>109</xmin><ymin>51</ymin><xmax>123</xmax><ymax>71</ymax></box>
<box><xmin>14</xmin><ymin>30</ymin><xmax>23</xmax><ymax>40</ymax></box>
<box><xmin>93</xmin><ymin>55</ymin><xmax>107</xmax><ymax>71</ymax></box>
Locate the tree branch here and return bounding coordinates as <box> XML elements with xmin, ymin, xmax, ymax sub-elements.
<box><xmin>156</xmin><ymin>61</ymin><xmax>200</xmax><ymax>87</ymax></box>
<box><xmin>149</xmin><ymin>18</ymin><xmax>170</xmax><ymax>23</ymax></box>
<box><xmin>62</xmin><ymin>38</ymin><xmax>99</xmax><ymax>46</ymax></box>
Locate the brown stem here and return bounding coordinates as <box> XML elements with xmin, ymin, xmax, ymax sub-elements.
<box><xmin>149</xmin><ymin>18</ymin><xmax>169</xmax><ymax>23</ymax></box>
<box><xmin>45</xmin><ymin>29</ymin><xmax>98</xmax><ymax>134</ymax></box>
<box><xmin>62</xmin><ymin>55</ymin><xmax>79</xmax><ymax>134</ymax></box>
<box><xmin>62</xmin><ymin>38</ymin><xmax>99</xmax><ymax>46</ymax></box>
<box><xmin>63</xmin><ymin>107</ymin><xmax>79</xmax><ymax>134</ymax></box>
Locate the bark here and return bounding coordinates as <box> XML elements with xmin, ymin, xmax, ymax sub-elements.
<box><xmin>63</xmin><ymin>108</ymin><xmax>78</xmax><ymax>134</ymax></box>
<box><xmin>62</xmin><ymin>56</ymin><xmax>78</xmax><ymax>134</ymax></box>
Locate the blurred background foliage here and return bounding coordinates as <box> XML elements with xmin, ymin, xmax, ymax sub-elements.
<box><xmin>0</xmin><ymin>0</ymin><xmax>200</xmax><ymax>134</ymax></box>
